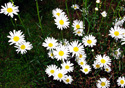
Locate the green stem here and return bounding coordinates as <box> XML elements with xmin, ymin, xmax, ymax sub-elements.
<box><xmin>10</xmin><ymin>18</ymin><xmax>15</xmax><ymax>28</ymax></box>
<box><xmin>36</xmin><ymin>0</ymin><xmax>43</xmax><ymax>34</ymax></box>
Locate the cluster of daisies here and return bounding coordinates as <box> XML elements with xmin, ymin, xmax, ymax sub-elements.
<box><xmin>93</xmin><ymin>55</ymin><xmax>111</xmax><ymax>73</ymax></box>
<box><xmin>7</xmin><ymin>30</ymin><xmax>33</xmax><ymax>54</ymax></box>
<box><xmin>109</xmin><ymin>17</ymin><xmax>125</xmax><ymax>45</ymax></box>
<box><xmin>52</xmin><ymin>7</ymin><xmax>86</xmax><ymax>36</ymax></box>
<box><xmin>96</xmin><ymin>76</ymin><xmax>125</xmax><ymax>88</ymax></box>
<box><xmin>0</xmin><ymin>2</ymin><xmax>19</xmax><ymax>18</ymax></box>
<box><xmin>43</xmin><ymin>36</ymin><xmax>97</xmax><ymax>84</ymax></box>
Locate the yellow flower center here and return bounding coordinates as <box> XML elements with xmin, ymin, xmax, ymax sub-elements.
<box><xmin>101</xmin><ymin>59</ymin><xmax>106</xmax><ymax>64</ymax></box>
<box><xmin>87</xmin><ymin>39</ymin><xmax>92</xmax><ymax>44</ymax></box>
<box><xmin>56</xmin><ymin>13</ymin><xmax>60</xmax><ymax>16</ymax></box>
<box><xmin>80</xmin><ymin>62</ymin><xmax>84</xmax><ymax>65</ymax></box>
<box><xmin>79</xmin><ymin>54</ymin><xmax>82</xmax><ymax>58</ymax></box>
<box><xmin>96</xmin><ymin>64</ymin><xmax>100</xmax><ymax>68</ymax></box>
<box><xmin>20</xmin><ymin>45</ymin><xmax>26</xmax><ymax>50</ymax></box>
<box><xmin>77</xmin><ymin>31</ymin><xmax>81</xmax><ymax>34</ymax></box>
<box><xmin>13</xmin><ymin>36</ymin><xmax>20</xmax><ymax>42</ymax></box>
<box><xmin>58</xmin><ymin>73</ymin><xmax>63</xmax><ymax>78</ymax></box>
<box><xmin>48</xmin><ymin>43</ymin><xmax>53</xmax><ymax>47</ymax></box>
<box><xmin>84</xmin><ymin>68</ymin><xmax>88</xmax><ymax>72</ymax></box>
<box><xmin>101</xmin><ymin>82</ymin><xmax>106</xmax><ymax>86</ymax></box>
<box><xmin>74</xmin><ymin>6</ymin><xmax>77</xmax><ymax>9</ymax></box>
<box><xmin>50</xmin><ymin>53</ymin><xmax>53</xmax><ymax>56</ymax></box>
<box><xmin>7</xmin><ymin>8</ymin><xmax>13</xmax><ymax>13</ymax></box>
<box><xmin>59</xmin><ymin>20</ymin><xmax>64</xmax><ymax>25</ymax></box>
<box><xmin>106</xmin><ymin>68</ymin><xmax>109</xmax><ymax>71</ymax></box>
<box><xmin>66</xmin><ymin>79</ymin><xmax>70</xmax><ymax>82</ymax></box>
<box><xmin>76</xmin><ymin>24</ymin><xmax>80</xmax><ymax>29</ymax></box>
<box><xmin>120</xmin><ymin>80</ymin><xmax>124</xmax><ymax>84</ymax></box>
<box><xmin>58</xmin><ymin>51</ymin><xmax>64</xmax><ymax>56</ymax></box>
<box><xmin>114</xmin><ymin>51</ymin><xmax>118</xmax><ymax>55</ymax></box>
<box><xmin>50</xmin><ymin>70</ymin><xmax>54</xmax><ymax>74</ymax></box>
<box><xmin>73</xmin><ymin>47</ymin><xmax>79</xmax><ymax>52</ymax></box>
<box><xmin>114</xmin><ymin>31</ymin><xmax>119</xmax><ymax>36</ymax></box>
<box><xmin>65</xmin><ymin>65</ymin><xmax>69</xmax><ymax>69</ymax></box>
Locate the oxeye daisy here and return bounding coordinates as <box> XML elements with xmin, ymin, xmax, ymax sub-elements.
<box><xmin>82</xmin><ymin>35</ymin><xmax>97</xmax><ymax>47</ymax></box>
<box><xmin>53</xmin><ymin>45</ymin><xmax>69</xmax><ymax>61</ymax></box>
<box><xmin>48</xmin><ymin>50</ymin><xmax>55</xmax><ymax>59</ymax></box>
<box><xmin>77</xmin><ymin>59</ymin><xmax>87</xmax><ymax>67</ymax></box>
<box><xmin>95</xmin><ymin>54</ymin><xmax>111</xmax><ymax>68</ymax></box>
<box><xmin>112</xmin><ymin>48</ymin><xmax>121</xmax><ymax>59</ymax></box>
<box><xmin>109</xmin><ymin>26</ymin><xmax>124</xmax><ymax>40</ymax></box>
<box><xmin>42</xmin><ymin>37</ymin><xmax>58</xmax><ymax>50</ymax></box>
<box><xmin>54</xmin><ymin>68</ymin><xmax>67</xmax><ymax>82</ymax></box>
<box><xmin>71</xmin><ymin>4</ymin><xmax>79</xmax><ymax>10</ymax></box>
<box><xmin>14</xmin><ymin>41</ymin><xmax>33</xmax><ymax>54</ymax></box>
<box><xmin>52</xmin><ymin>8</ymin><xmax>65</xmax><ymax>18</ymax></box>
<box><xmin>75</xmin><ymin>52</ymin><xmax>86</xmax><ymax>61</ymax></box>
<box><xmin>61</xmin><ymin>61</ymin><xmax>74</xmax><ymax>72</ymax></box>
<box><xmin>45</xmin><ymin>64</ymin><xmax>58</xmax><ymax>77</ymax></box>
<box><xmin>59</xmin><ymin>39</ymin><xmax>69</xmax><ymax>47</ymax></box>
<box><xmin>104</xmin><ymin>65</ymin><xmax>111</xmax><ymax>73</ymax></box>
<box><xmin>96</xmin><ymin>78</ymin><xmax>110</xmax><ymax>88</ymax></box>
<box><xmin>63</xmin><ymin>75</ymin><xmax>73</xmax><ymax>84</ymax></box>
<box><xmin>80</xmin><ymin>65</ymin><xmax>91</xmax><ymax>74</ymax></box>
<box><xmin>93</xmin><ymin>61</ymin><xmax>101</xmax><ymax>69</ymax></box>
<box><xmin>7</xmin><ymin>30</ymin><xmax>25</xmax><ymax>45</ymax></box>
<box><xmin>0</xmin><ymin>2</ymin><xmax>19</xmax><ymax>18</ymax></box>
<box><xmin>69</xmin><ymin>40</ymin><xmax>84</xmax><ymax>57</ymax></box>
<box><xmin>117</xmin><ymin>76</ymin><xmax>125</xmax><ymax>88</ymax></box>
<box><xmin>72</xmin><ymin>20</ymin><xmax>84</xmax><ymax>30</ymax></box>
<box><xmin>101</xmin><ymin>11</ymin><xmax>107</xmax><ymax>17</ymax></box>
<box><xmin>54</xmin><ymin>14</ymin><xmax>69</xmax><ymax>30</ymax></box>
<box><xmin>73</xmin><ymin>29</ymin><xmax>84</xmax><ymax>36</ymax></box>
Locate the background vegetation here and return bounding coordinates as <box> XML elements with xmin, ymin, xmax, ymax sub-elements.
<box><xmin>0</xmin><ymin>0</ymin><xmax>124</xmax><ymax>87</ymax></box>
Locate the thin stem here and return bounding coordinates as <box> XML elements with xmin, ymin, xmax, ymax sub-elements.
<box><xmin>10</xmin><ymin>18</ymin><xmax>15</xmax><ymax>28</ymax></box>
<box><xmin>36</xmin><ymin>0</ymin><xmax>43</xmax><ymax>35</ymax></box>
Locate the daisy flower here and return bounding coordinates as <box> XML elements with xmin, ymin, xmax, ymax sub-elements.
<box><xmin>14</xmin><ymin>41</ymin><xmax>33</xmax><ymax>54</ymax></box>
<box><xmin>80</xmin><ymin>64</ymin><xmax>91</xmax><ymax>74</ymax></box>
<box><xmin>112</xmin><ymin>48</ymin><xmax>121</xmax><ymax>59</ymax></box>
<box><xmin>95</xmin><ymin>54</ymin><xmax>111</xmax><ymax>68</ymax></box>
<box><xmin>82</xmin><ymin>35</ymin><xmax>97</xmax><ymax>47</ymax></box>
<box><xmin>96</xmin><ymin>78</ymin><xmax>110</xmax><ymax>88</ymax></box>
<box><xmin>109</xmin><ymin>26</ymin><xmax>124</xmax><ymax>40</ymax></box>
<box><xmin>54</xmin><ymin>14</ymin><xmax>69</xmax><ymax>30</ymax></box>
<box><xmin>95</xmin><ymin>7</ymin><xmax>99</xmax><ymax>11</ymax></box>
<box><xmin>0</xmin><ymin>2</ymin><xmax>19</xmax><ymax>18</ymax></box>
<box><xmin>73</xmin><ymin>29</ymin><xmax>84</xmax><ymax>36</ymax></box>
<box><xmin>48</xmin><ymin>50</ymin><xmax>55</xmax><ymax>59</ymax></box>
<box><xmin>71</xmin><ymin>4</ymin><xmax>79</xmax><ymax>10</ymax></box>
<box><xmin>69</xmin><ymin>40</ymin><xmax>84</xmax><ymax>57</ymax></box>
<box><xmin>53</xmin><ymin>68</ymin><xmax>67</xmax><ymax>82</ymax></box>
<box><xmin>59</xmin><ymin>39</ymin><xmax>69</xmax><ymax>47</ymax></box>
<box><xmin>42</xmin><ymin>37</ymin><xmax>58</xmax><ymax>50</ymax></box>
<box><xmin>61</xmin><ymin>61</ymin><xmax>74</xmax><ymax>72</ymax></box>
<box><xmin>72</xmin><ymin>20</ymin><xmax>84</xmax><ymax>30</ymax></box>
<box><xmin>45</xmin><ymin>64</ymin><xmax>58</xmax><ymax>77</ymax></box>
<box><xmin>52</xmin><ymin>8</ymin><xmax>65</xmax><ymax>18</ymax></box>
<box><xmin>104</xmin><ymin>65</ymin><xmax>111</xmax><ymax>73</ymax></box>
<box><xmin>53</xmin><ymin>45</ymin><xmax>69</xmax><ymax>61</ymax></box>
<box><xmin>63</xmin><ymin>75</ymin><xmax>73</xmax><ymax>84</ymax></box>
<box><xmin>93</xmin><ymin>61</ymin><xmax>101</xmax><ymax>69</ymax></box>
<box><xmin>96</xmin><ymin>0</ymin><xmax>100</xmax><ymax>3</ymax></box>
<box><xmin>7</xmin><ymin>30</ymin><xmax>25</xmax><ymax>45</ymax></box>
<box><xmin>75</xmin><ymin>52</ymin><xmax>86</xmax><ymax>61</ymax></box>
<box><xmin>117</xmin><ymin>76</ymin><xmax>125</xmax><ymax>88</ymax></box>
<box><xmin>77</xmin><ymin>59</ymin><xmax>87</xmax><ymax>67</ymax></box>
<box><xmin>101</xmin><ymin>11</ymin><xmax>107</xmax><ymax>17</ymax></box>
